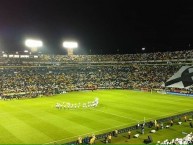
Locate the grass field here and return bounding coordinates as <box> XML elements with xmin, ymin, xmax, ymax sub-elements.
<box><xmin>0</xmin><ymin>89</ymin><xmax>193</xmax><ymax>144</ymax></box>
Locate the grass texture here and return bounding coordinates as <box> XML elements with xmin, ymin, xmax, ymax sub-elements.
<box><xmin>0</xmin><ymin>89</ymin><xmax>192</xmax><ymax>144</ymax></box>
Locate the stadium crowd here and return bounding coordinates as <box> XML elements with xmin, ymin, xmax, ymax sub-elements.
<box><xmin>0</xmin><ymin>49</ymin><xmax>193</xmax><ymax>99</ymax></box>
<box><xmin>0</xmin><ymin>49</ymin><xmax>193</xmax><ymax>64</ymax></box>
<box><xmin>0</xmin><ymin>65</ymin><xmax>181</xmax><ymax>99</ymax></box>
<box><xmin>36</xmin><ymin>50</ymin><xmax>193</xmax><ymax>62</ymax></box>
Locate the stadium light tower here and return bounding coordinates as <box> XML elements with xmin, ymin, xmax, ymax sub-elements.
<box><xmin>63</xmin><ymin>41</ymin><xmax>78</xmax><ymax>55</ymax></box>
<box><xmin>25</xmin><ymin>39</ymin><xmax>43</xmax><ymax>53</ymax></box>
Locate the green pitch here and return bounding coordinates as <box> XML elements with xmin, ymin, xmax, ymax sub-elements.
<box><xmin>0</xmin><ymin>89</ymin><xmax>193</xmax><ymax>144</ymax></box>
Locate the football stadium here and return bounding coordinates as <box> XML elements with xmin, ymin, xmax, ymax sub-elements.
<box><xmin>0</xmin><ymin>51</ymin><xmax>193</xmax><ymax>144</ymax></box>
<box><xmin>1</xmin><ymin>1</ymin><xmax>193</xmax><ymax>144</ymax></box>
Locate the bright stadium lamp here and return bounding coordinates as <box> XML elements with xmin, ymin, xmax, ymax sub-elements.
<box><xmin>142</xmin><ymin>47</ymin><xmax>145</xmax><ymax>51</ymax></box>
<box><xmin>63</xmin><ymin>41</ymin><xmax>78</xmax><ymax>55</ymax></box>
<box><xmin>25</xmin><ymin>39</ymin><xmax>43</xmax><ymax>52</ymax></box>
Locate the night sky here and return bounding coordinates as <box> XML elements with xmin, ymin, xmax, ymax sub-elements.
<box><xmin>0</xmin><ymin>0</ymin><xmax>193</xmax><ymax>55</ymax></box>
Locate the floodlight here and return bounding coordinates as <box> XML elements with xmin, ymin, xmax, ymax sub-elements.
<box><xmin>63</xmin><ymin>41</ymin><xmax>78</xmax><ymax>48</ymax></box>
<box><xmin>25</xmin><ymin>39</ymin><xmax>43</xmax><ymax>48</ymax></box>
<box><xmin>63</xmin><ymin>41</ymin><xmax>78</xmax><ymax>55</ymax></box>
<box><xmin>142</xmin><ymin>47</ymin><xmax>145</xmax><ymax>51</ymax></box>
<box><xmin>24</xmin><ymin>50</ymin><xmax>29</xmax><ymax>53</ymax></box>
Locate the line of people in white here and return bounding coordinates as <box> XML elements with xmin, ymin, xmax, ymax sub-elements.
<box><xmin>55</xmin><ymin>97</ymin><xmax>99</xmax><ymax>109</ymax></box>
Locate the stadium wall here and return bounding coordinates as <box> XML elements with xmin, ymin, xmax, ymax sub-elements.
<box><xmin>166</xmin><ymin>91</ymin><xmax>193</xmax><ymax>97</ymax></box>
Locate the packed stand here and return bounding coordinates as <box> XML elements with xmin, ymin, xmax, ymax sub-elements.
<box><xmin>0</xmin><ymin>64</ymin><xmax>181</xmax><ymax>99</ymax></box>
<box><xmin>0</xmin><ymin>50</ymin><xmax>193</xmax><ymax>65</ymax></box>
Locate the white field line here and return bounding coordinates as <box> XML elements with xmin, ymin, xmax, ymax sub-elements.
<box><xmin>160</xmin><ymin>97</ymin><xmax>193</xmax><ymax>103</ymax></box>
<box><xmin>146</xmin><ymin>108</ymin><xmax>193</xmax><ymax>120</ymax></box>
<box><xmin>93</xmin><ymin>108</ymin><xmax>139</xmax><ymax>122</ymax></box>
<box><xmin>43</xmin><ymin>122</ymin><xmax>135</xmax><ymax>144</ymax></box>
<box><xmin>44</xmin><ymin>108</ymin><xmax>193</xmax><ymax>144</ymax></box>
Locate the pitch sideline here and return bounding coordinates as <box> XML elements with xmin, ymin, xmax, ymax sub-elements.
<box><xmin>44</xmin><ymin>108</ymin><xmax>193</xmax><ymax>144</ymax></box>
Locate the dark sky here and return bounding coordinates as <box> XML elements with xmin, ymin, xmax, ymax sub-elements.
<box><xmin>0</xmin><ymin>0</ymin><xmax>193</xmax><ymax>54</ymax></box>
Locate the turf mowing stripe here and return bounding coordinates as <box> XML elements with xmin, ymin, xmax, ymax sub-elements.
<box><xmin>0</xmin><ymin>124</ymin><xmax>23</xmax><ymax>144</ymax></box>
<box><xmin>0</xmin><ymin>111</ymin><xmax>52</xmax><ymax>144</ymax></box>
<box><xmin>0</xmin><ymin>90</ymin><xmax>193</xmax><ymax>144</ymax></box>
<box><xmin>0</xmin><ymin>102</ymin><xmax>78</xmax><ymax>143</ymax></box>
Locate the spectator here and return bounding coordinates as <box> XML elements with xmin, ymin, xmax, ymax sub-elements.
<box><xmin>184</xmin><ymin>115</ymin><xmax>187</xmax><ymax>122</ymax></box>
<box><xmin>156</xmin><ymin>123</ymin><xmax>160</xmax><ymax>131</ymax></box>
<box><xmin>114</xmin><ymin>129</ymin><xmax>118</xmax><ymax>137</ymax></box>
<box><xmin>77</xmin><ymin>137</ymin><xmax>82</xmax><ymax>144</ymax></box>
<box><xmin>170</xmin><ymin>120</ymin><xmax>173</xmax><ymax>126</ymax></box>
<box><xmin>160</xmin><ymin>122</ymin><xmax>164</xmax><ymax>129</ymax></box>
<box><xmin>141</xmin><ymin>126</ymin><xmax>145</xmax><ymax>134</ymax></box>
<box><xmin>128</xmin><ymin>130</ymin><xmax>131</xmax><ymax>139</ymax></box>
<box><xmin>108</xmin><ymin>134</ymin><xmax>112</xmax><ymax>143</ymax></box>
<box><xmin>190</xmin><ymin>122</ymin><xmax>193</xmax><ymax>128</ymax></box>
